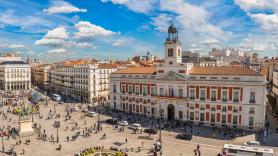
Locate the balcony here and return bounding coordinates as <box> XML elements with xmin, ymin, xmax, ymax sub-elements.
<box><xmin>233</xmin><ymin>99</ymin><xmax>239</xmax><ymax>103</ymax></box>
<box><xmin>211</xmin><ymin>97</ymin><xmax>216</xmax><ymax>101</ymax></box>
<box><xmin>249</xmin><ymin>99</ymin><xmax>256</xmax><ymax>103</ymax></box>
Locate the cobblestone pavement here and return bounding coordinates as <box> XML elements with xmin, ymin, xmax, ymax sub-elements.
<box><xmin>0</xmin><ymin>99</ymin><xmax>278</xmax><ymax>156</ymax></box>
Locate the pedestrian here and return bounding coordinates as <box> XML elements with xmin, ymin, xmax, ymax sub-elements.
<box><xmin>194</xmin><ymin>149</ymin><xmax>197</xmax><ymax>156</ymax></box>
<box><xmin>67</xmin><ymin>136</ymin><xmax>69</xmax><ymax>142</ymax></box>
<box><xmin>22</xmin><ymin>149</ymin><xmax>25</xmax><ymax>155</ymax></box>
<box><xmin>141</xmin><ymin>141</ymin><xmax>144</xmax><ymax>147</ymax></box>
<box><xmin>125</xmin><ymin>138</ymin><xmax>127</xmax><ymax>144</ymax></box>
<box><xmin>197</xmin><ymin>144</ymin><xmax>200</xmax><ymax>151</ymax></box>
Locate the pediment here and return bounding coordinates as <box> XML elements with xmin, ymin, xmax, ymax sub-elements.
<box><xmin>156</xmin><ymin>71</ymin><xmax>186</xmax><ymax>81</ymax></box>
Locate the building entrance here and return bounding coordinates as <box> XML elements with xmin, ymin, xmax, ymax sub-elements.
<box><xmin>167</xmin><ymin>104</ymin><xmax>175</xmax><ymax>120</ymax></box>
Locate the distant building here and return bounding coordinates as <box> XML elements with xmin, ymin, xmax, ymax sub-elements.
<box><xmin>132</xmin><ymin>51</ymin><xmax>159</xmax><ymax>62</ymax></box>
<box><xmin>31</xmin><ymin>64</ymin><xmax>52</xmax><ymax>88</ymax></box>
<box><xmin>181</xmin><ymin>51</ymin><xmax>199</xmax><ymax>63</ymax></box>
<box><xmin>273</xmin><ymin>69</ymin><xmax>278</xmax><ymax>101</ymax></box>
<box><xmin>0</xmin><ymin>61</ymin><xmax>31</xmax><ymax>91</ymax></box>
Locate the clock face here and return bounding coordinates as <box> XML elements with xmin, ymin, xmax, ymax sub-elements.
<box><xmin>168</xmin><ymin>48</ymin><xmax>173</xmax><ymax>57</ymax></box>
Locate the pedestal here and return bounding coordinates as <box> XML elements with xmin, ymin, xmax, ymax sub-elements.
<box><xmin>19</xmin><ymin>119</ymin><xmax>34</xmax><ymax>137</ymax></box>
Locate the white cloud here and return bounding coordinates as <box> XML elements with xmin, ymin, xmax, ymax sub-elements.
<box><xmin>47</xmin><ymin>48</ymin><xmax>67</xmax><ymax>54</ymax></box>
<box><xmin>235</xmin><ymin>0</ymin><xmax>270</xmax><ymax>11</ymax></box>
<box><xmin>101</xmin><ymin>0</ymin><xmax>157</xmax><ymax>14</ymax></box>
<box><xmin>151</xmin><ymin>14</ymin><xmax>172</xmax><ymax>32</ymax></box>
<box><xmin>9</xmin><ymin>44</ymin><xmax>26</xmax><ymax>49</ymax></box>
<box><xmin>249</xmin><ymin>13</ymin><xmax>278</xmax><ymax>31</ymax></box>
<box><xmin>74</xmin><ymin>21</ymin><xmax>118</xmax><ymax>39</ymax></box>
<box><xmin>44</xmin><ymin>1</ymin><xmax>87</xmax><ymax>14</ymax></box>
<box><xmin>201</xmin><ymin>38</ymin><xmax>219</xmax><ymax>46</ymax></box>
<box><xmin>112</xmin><ymin>39</ymin><xmax>125</xmax><ymax>47</ymax></box>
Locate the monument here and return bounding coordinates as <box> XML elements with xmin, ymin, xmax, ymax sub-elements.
<box><xmin>18</xmin><ymin>105</ymin><xmax>34</xmax><ymax>137</ymax></box>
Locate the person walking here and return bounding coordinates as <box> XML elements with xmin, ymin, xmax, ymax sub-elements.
<box><xmin>125</xmin><ymin>138</ymin><xmax>128</xmax><ymax>144</ymax></box>
<box><xmin>141</xmin><ymin>141</ymin><xmax>144</xmax><ymax>147</ymax></box>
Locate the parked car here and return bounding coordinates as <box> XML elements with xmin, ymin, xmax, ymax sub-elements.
<box><xmin>117</xmin><ymin>120</ymin><xmax>129</xmax><ymax>126</ymax></box>
<box><xmin>129</xmin><ymin>123</ymin><xmax>142</xmax><ymax>130</ymax></box>
<box><xmin>82</xmin><ymin>108</ymin><xmax>88</xmax><ymax>113</ymax></box>
<box><xmin>72</xmin><ymin>107</ymin><xmax>80</xmax><ymax>112</ymax></box>
<box><xmin>243</xmin><ymin>141</ymin><xmax>260</xmax><ymax>146</ymax></box>
<box><xmin>86</xmin><ymin>111</ymin><xmax>96</xmax><ymax>117</ymax></box>
<box><xmin>176</xmin><ymin>133</ymin><xmax>192</xmax><ymax>140</ymax></box>
<box><xmin>106</xmin><ymin>118</ymin><xmax>118</xmax><ymax>124</ymax></box>
<box><xmin>143</xmin><ymin>128</ymin><xmax>158</xmax><ymax>134</ymax></box>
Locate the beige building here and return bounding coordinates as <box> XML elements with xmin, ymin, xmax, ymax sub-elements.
<box><xmin>31</xmin><ymin>64</ymin><xmax>52</xmax><ymax>88</ymax></box>
<box><xmin>109</xmin><ymin>25</ymin><xmax>267</xmax><ymax>131</ymax></box>
<box><xmin>50</xmin><ymin>60</ymin><xmax>118</xmax><ymax>103</ymax></box>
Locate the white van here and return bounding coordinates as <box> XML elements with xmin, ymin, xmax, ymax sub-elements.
<box><xmin>129</xmin><ymin>123</ymin><xmax>142</xmax><ymax>130</ymax></box>
<box><xmin>86</xmin><ymin>111</ymin><xmax>96</xmax><ymax>117</ymax></box>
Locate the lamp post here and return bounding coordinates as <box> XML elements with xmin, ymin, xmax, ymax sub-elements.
<box><xmin>54</xmin><ymin>121</ymin><xmax>60</xmax><ymax>143</ymax></box>
<box><xmin>0</xmin><ymin>129</ymin><xmax>4</xmax><ymax>152</ymax></box>
<box><xmin>159</xmin><ymin>103</ymin><xmax>162</xmax><ymax>156</ymax></box>
<box><xmin>97</xmin><ymin>95</ymin><xmax>101</xmax><ymax>131</ymax></box>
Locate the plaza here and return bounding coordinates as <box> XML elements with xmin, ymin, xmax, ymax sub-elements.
<box><xmin>0</xmin><ymin>96</ymin><xmax>277</xmax><ymax>156</ymax></box>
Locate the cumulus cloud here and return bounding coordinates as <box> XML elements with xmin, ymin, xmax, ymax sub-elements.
<box><xmin>101</xmin><ymin>0</ymin><xmax>157</xmax><ymax>14</ymax></box>
<box><xmin>44</xmin><ymin>1</ymin><xmax>87</xmax><ymax>14</ymax></box>
<box><xmin>151</xmin><ymin>14</ymin><xmax>173</xmax><ymax>32</ymax></box>
<box><xmin>201</xmin><ymin>38</ymin><xmax>219</xmax><ymax>46</ymax></box>
<box><xmin>47</xmin><ymin>48</ymin><xmax>67</xmax><ymax>54</ymax></box>
<box><xmin>249</xmin><ymin>13</ymin><xmax>278</xmax><ymax>31</ymax></box>
<box><xmin>74</xmin><ymin>21</ymin><xmax>118</xmax><ymax>39</ymax></box>
<box><xmin>235</xmin><ymin>0</ymin><xmax>270</xmax><ymax>11</ymax></box>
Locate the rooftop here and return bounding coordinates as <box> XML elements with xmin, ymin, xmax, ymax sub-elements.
<box><xmin>190</xmin><ymin>66</ymin><xmax>262</xmax><ymax>76</ymax></box>
<box><xmin>113</xmin><ymin>67</ymin><xmax>156</xmax><ymax>74</ymax></box>
<box><xmin>0</xmin><ymin>61</ymin><xmax>26</xmax><ymax>65</ymax></box>
<box><xmin>98</xmin><ymin>63</ymin><xmax>117</xmax><ymax>69</ymax></box>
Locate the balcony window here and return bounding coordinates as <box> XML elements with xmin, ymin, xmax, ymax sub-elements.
<box><xmin>211</xmin><ymin>114</ymin><xmax>215</xmax><ymax>123</ymax></box>
<box><xmin>190</xmin><ymin>89</ymin><xmax>195</xmax><ymax>99</ymax></box>
<box><xmin>211</xmin><ymin>106</ymin><xmax>216</xmax><ymax>111</ymax></box>
<box><xmin>211</xmin><ymin>90</ymin><xmax>216</xmax><ymax>101</ymax></box>
<box><xmin>151</xmin><ymin>87</ymin><xmax>155</xmax><ymax>96</ymax></box>
<box><xmin>135</xmin><ymin>86</ymin><xmax>139</xmax><ymax>95</ymax></box>
<box><xmin>233</xmin><ymin>107</ymin><xmax>238</xmax><ymax>113</ymax></box>
<box><xmin>128</xmin><ymin>86</ymin><xmax>132</xmax><ymax>94</ymax></box>
<box><xmin>178</xmin><ymin>89</ymin><xmax>183</xmax><ymax>98</ymax></box>
<box><xmin>233</xmin><ymin>91</ymin><xmax>239</xmax><ymax>102</ymax></box>
<box><xmin>169</xmin><ymin>88</ymin><xmax>174</xmax><ymax>97</ymax></box>
<box><xmin>200</xmin><ymin>113</ymin><xmax>204</xmax><ymax>121</ymax></box>
<box><xmin>222</xmin><ymin>91</ymin><xmax>227</xmax><ymax>102</ymax></box>
<box><xmin>143</xmin><ymin>86</ymin><xmax>147</xmax><ymax>96</ymax></box>
<box><xmin>249</xmin><ymin>116</ymin><xmax>254</xmax><ymax>126</ymax></box>
<box><xmin>200</xmin><ymin>90</ymin><xmax>205</xmax><ymax>100</ymax></box>
<box><xmin>222</xmin><ymin>115</ymin><xmax>226</xmax><ymax>124</ymax></box>
<box><xmin>249</xmin><ymin>108</ymin><xmax>255</xmax><ymax>114</ymax></box>
<box><xmin>190</xmin><ymin>104</ymin><xmax>194</xmax><ymax>109</ymax></box>
<box><xmin>222</xmin><ymin>106</ymin><xmax>227</xmax><ymax>112</ymax></box>
<box><xmin>113</xmin><ymin>85</ymin><xmax>116</xmax><ymax>93</ymax></box>
<box><xmin>159</xmin><ymin>88</ymin><xmax>164</xmax><ymax>96</ymax></box>
<box><xmin>200</xmin><ymin>104</ymin><xmax>205</xmax><ymax>110</ymax></box>
<box><xmin>249</xmin><ymin>92</ymin><xmax>255</xmax><ymax>103</ymax></box>
<box><xmin>233</xmin><ymin>115</ymin><xmax>238</xmax><ymax>125</ymax></box>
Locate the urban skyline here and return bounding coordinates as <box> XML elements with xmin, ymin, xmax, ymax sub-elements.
<box><xmin>0</xmin><ymin>0</ymin><xmax>277</xmax><ymax>63</ymax></box>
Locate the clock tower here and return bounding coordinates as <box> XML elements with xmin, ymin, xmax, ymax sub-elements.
<box><xmin>165</xmin><ymin>24</ymin><xmax>182</xmax><ymax>65</ymax></box>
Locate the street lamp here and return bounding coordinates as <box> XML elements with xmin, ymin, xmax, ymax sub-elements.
<box><xmin>159</xmin><ymin>103</ymin><xmax>162</xmax><ymax>156</ymax></box>
<box><xmin>97</xmin><ymin>95</ymin><xmax>101</xmax><ymax>131</ymax></box>
<box><xmin>54</xmin><ymin>121</ymin><xmax>60</xmax><ymax>143</ymax></box>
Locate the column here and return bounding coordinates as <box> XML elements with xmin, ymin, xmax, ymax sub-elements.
<box><xmin>25</xmin><ymin>82</ymin><xmax>27</xmax><ymax>90</ymax></box>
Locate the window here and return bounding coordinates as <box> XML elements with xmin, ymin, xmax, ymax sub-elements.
<box><xmin>160</xmin><ymin>88</ymin><xmax>164</xmax><ymax>96</ymax></box>
<box><xmin>222</xmin><ymin>115</ymin><xmax>226</xmax><ymax>123</ymax></box>
<box><xmin>178</xmin><ymin>89</ymin><xmax>183</xmax><ymax>97</ymax></box>
<box><xmin>222</xmin><ymin>91</ymin><xmax>227</xmax><ymax>102</ymax></box>
<box><xmin>200</xmin><ymin>113</ymin><xmax>204</xmax><ymax>121</ymax></box>
<box><xmin>168</xmin><ymin>48</ymin><xmax>173</xmax><ymax>57</ymax></box>
<box><xmin>249</xmin><ymin>116</ymin><xmax>254</xmax><ymax>126</ymax></box>
<box><xmin>169</xmin><ymin>88</ymin><xmax>174</xmax><ymax>96</ymax></box>
<box><xmin>113</xmin><ymin>85</ymin><xmax>116</xmax><ymax>93</ymax></box>
<box><xmin>135</xmin><ymin>86</ymin><xmax>139</xmax><ymax>95</ymax></box>
<box><xmin>233</xmin><ymin>115</ymin><xmax>238</xmax><ymax>125</ymax></box>
<box><xmin>128</xmin><ymin>86</ymin><xmax>132</xmax><ymax>94</ymax></box>
<box><xmin>211</xmin><ymin>105</ymin><xmax>216</xmax><ymax>111</ymax></box>
<box><xmin>249</xmin><ymin>108</ymin><xmax>255</xmax><ymax>114</ymax></box>
<box><xmin>222</xmin><ymin>106</ymin><xmax>227</xmax><ymax>112</ymax></box>
<box><xmin>211</xmin><ymin>114</ymin><xmax>215</xmax><ymax>123</ymax></box>
<box><xmin>136</xmin><ymin>105</ymin><xmax>139</xmax><ymax>112</ymax></box>
<box><xmin>200</xmin><ymin>90</ymin><xmax>205</xmax><ymax>100</ymax></box>
<box><xmin>169</xmin><ymin>61</ymin><xmax>173</xmax><ymax>65</ymax></box>
<box><xmin>211</xmin><ymin>90</ymin><xmax>216</xmax><ymax>101</ymax></box>
<box><xmin>151</xmin><ymin>87</ymin><xmax>155</xmax><ymax>96</ymax></box>
<box><xmin>190</xmin><ymin>112</ymin><xmax>194</xmax><ymax>120</ymax></box>
<box><xmin>190</xmin><ymin>89</ymin><xmax>195</xmax><ymax>99</ymax></box>
<box><xmin>121</xmin><ymin>85</ymin><xmax>125</xmax><ymax>93</ymax></box>
<box><xmin>200</xmin><ymin>104</ymin><xmax>205</xmax><ymax>110</ymax></box>
<box><xmin>143</xmin><ymin>86</ymin><xmax>147</xmax><ymax>96</ymax></box>
<box><xmin>250</xmin><ymin>92</ymin><xmax>255</xmax><ymax>103</ymax></box>
<box><xmin>233</xmin><ymin>91</ymin><xmax>239</xmax><ymax>102</ymax></box>
<box><xmin>179</xmin><ymin>111</ymin><xmax>183</xmax><ymax>119</ymax></box>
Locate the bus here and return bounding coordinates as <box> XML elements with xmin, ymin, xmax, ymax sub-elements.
<box><xmin>52</xmin><ymin>94</ymin><xmax>61</xmax><ymax>101</ymax></box>
<box><xmin>223</xmin><ymin>144</ymin><xmax>274</xmax><ymax>156</ymax></box>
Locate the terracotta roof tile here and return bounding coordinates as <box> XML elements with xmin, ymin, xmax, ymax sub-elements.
<box><xmin>190</xmin><ymin>66</ymin><xmax>262</xmax><ymax>76</ymax></box>
<box><xmin>98</xmin><ymin>63</ymin><xmax>117</xmax><ymax>69</ymax></box>
<box><xmin>113</xmin><ymin>67</ymin><xmax>156</xmax><ymax>74</ymax></box>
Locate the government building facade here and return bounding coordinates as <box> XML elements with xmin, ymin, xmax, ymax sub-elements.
<box><xmin>109</xmin><ymin>25</ymin><xmax>267</xmax><ymax>131</ymax></box>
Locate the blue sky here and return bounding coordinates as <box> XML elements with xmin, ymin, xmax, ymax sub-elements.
<box><xmin>0</xmin><ymin>0</ymin><xmax>277</xmax><ymax>62</ymax></box>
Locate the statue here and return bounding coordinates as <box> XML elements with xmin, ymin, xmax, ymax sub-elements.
<box><xmin>18</xmin><ymin>104</ymin><xmax>34</xmax><ymax>137</ymax></box>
